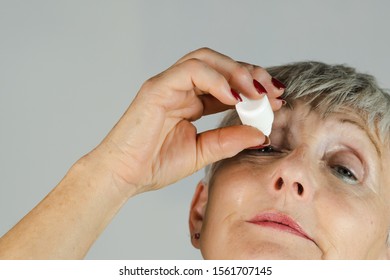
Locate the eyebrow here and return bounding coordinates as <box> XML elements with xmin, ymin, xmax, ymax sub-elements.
<box><xmin>339</xmin><ymin>118</ymin><xmax>381</xmax><ymax>158</ymax></box>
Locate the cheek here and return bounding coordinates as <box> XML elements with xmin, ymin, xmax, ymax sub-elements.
<box><xmin>200</xmin><ymin>166</ymin><xmax>262</xmax><ymax>259</ymax></box>
<box><xmin>207</xmin><ymin>161</ymin><xmax>265</xmax><ymax>212</ymax></box>
<box><xmin>204</xmin><ymin>172</ymin><xmax>254</xmax><ymax>226</ymax></box>
<box><xmin>314</xmin><ymin>188</ymin><xmax>387</xmax><ymax>258</ymax></box>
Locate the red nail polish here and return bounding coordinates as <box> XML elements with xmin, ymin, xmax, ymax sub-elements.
<box><xmin>271</xmin><ymin>77</ymin><xmax>286</xmax><ymax>90</ymax></box>
<box><xmin>253</xmin><ymin>79</ymin><xmax>267</xmax><ymax>94</ymax></box>
<box><xmin>231</xmin><ymin>88</ymin><xmax>242</xmax><ymax>102</ymax></box>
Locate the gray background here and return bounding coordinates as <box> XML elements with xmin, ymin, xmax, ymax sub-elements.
<box><xmin>1</xmin><ymin>0</ymin><xmax>389</xmax><ymax>259</ymax></box>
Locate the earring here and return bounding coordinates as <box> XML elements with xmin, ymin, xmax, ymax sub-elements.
<box><xmin>192</xmin><ymin>233</ymin><xmax>200</xmax><ymax>240</ymax></box>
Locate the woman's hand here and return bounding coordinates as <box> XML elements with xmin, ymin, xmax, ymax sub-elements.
<box><xmin>90</xmin><ymin>48</ymin><xmax>285</xmax><ymax>196</ymax></box>
<box><xmin>0</xmin><ymin>48</ymin><xmax>285</xmax><ymax>259</ymax></box>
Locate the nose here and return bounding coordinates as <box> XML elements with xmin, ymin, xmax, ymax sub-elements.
<box><xmin>271</xmin><ymin>147</ymin><xmax>314</xmax><ymax>201</ymax></box>
<box><xmin>274</xmin><ymin>177</ymin><xmax>305</xmax><ymax>197</ymax></box>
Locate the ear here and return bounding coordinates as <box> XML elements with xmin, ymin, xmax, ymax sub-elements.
<box><xmin>189</xmin><ymin>180</ymin><xmax>209</xmax><ymax>249</ymax></box>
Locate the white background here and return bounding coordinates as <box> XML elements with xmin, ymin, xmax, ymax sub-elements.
<box><xmin>1</xmin><ymin>0</ymin><xmax>389</xmax><ymax>259</ymax></box>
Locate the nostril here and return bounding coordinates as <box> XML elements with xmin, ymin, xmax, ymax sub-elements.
<box><xmin>297</xmin><ymin>183</ymin><xmax>304</xmax><ymax>195</ymax></box>
<box><xmin>276</xmin><ymin>178</ymin><xmax>283</xmax><ymax>190</ymax></box>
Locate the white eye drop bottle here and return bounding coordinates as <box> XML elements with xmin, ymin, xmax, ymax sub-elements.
<box><xmin>235</xmin><ymin>94</ymin><xmax>274</xmax><ymax>136</ymax></box>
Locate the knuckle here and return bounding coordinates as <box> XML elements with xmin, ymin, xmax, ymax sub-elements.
<box><xmin>180</xmin><ymin>48</ymin><xmax>213</xmax><ymax>63</ymax></box>
<box><xmin>238</xmin><ymin>61</ymin><xmax>255</xmax><ymax>72</ymax></box>
<box><xmin>182</xmin><ymin>57</ymin><xmax>203</xmax><ymax>69</ymax></box>
<box><xmin>139</xmin><ymin>74</ymin><xmax>171</xmax><ymax>100</ymax></box>
<box><xmin>252</xmin><ymin>66</ymin><xmax>271</xmax><ymax>79</ymax></box>
<box><xmin>141</xmin><ymin>74</ymin><xmax>162</xmax><ymax>91</ymax></box>
<box><xmin>141</xmin><ymin>76</ymin><xmax>157</xmax><ymax>91</ymax></box>
<box><xmin>179</xmin><ymin>58</ymin><xmax>209</xmax><ymax>76</ymax></box>
<box><xmin>207</xmin><ymin>73</ymin><xmax>228</xmax><ymax>94</ymax></box>
<box><xmin>231</xmin><ymin>63</ymin><xmax>251</xmax><ymax>82</ymax></box>
<box><xmin>194</xmin><ymin>47</ymin><xmax>213</xmax><ymax>56</ymax></box>
<box><xmin>216</xmin><ymin>129</ymin><xmax>226</xmax><ymax>152</ymax></box>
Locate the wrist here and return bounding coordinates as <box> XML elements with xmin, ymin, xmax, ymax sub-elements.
<box><xmin>71</xmin><ymin>149</ymin><xmax>142</xmax><ymax>201</ymax></box>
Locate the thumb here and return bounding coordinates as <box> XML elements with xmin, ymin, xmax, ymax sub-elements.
<box><xmin>195</xmin><ymin>125</ymin><xmax>266</xmax><ymax>169</ymax></box>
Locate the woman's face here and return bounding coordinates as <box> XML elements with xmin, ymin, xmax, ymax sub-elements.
<box><xmin>192</xmin><ymin>102</ymin><xmax>390</xmax><ymax>259</ymax></box>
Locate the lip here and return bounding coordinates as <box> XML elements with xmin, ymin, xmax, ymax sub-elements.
<box><xmin>247</xmin><ymin>212</ymin><xmax>314</xmax><ymax>242</ymax></box>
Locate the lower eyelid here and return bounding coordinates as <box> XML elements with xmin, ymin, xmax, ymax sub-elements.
<box><xmin>254</xmin><ymin>146</ymin><xmax>280</xmax><ymax>153</ymax></box>
<box><xmin>329</xmin><ymin>162</ymin><xmax>366</xmax><ymax>186</ymax></box>
<box><xmin>246</xmin><ymin>150</ymin><xmax>287</xmax><ymax>159</ymax></box>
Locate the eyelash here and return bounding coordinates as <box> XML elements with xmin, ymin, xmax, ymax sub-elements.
<box><xmin>252</xmin><ymin>146</ymin><xmax>281</xmax><ymax>154</ymax></box>
<box><xmin>331</xmin><ymin>165</ymin><xmax>358</xmax><ymax>184</ymax></box>
<box><xmin>251</xmin><ymin>146</ymin><xmax>360</xmax><ymax>184</ymax></box>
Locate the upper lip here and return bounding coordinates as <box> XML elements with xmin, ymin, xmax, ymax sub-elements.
<box><xmin>247</xmin><ymin>211</ymin><xmax>314</xmax><ymax>242</ymax></box>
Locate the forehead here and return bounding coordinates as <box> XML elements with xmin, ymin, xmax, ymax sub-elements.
<box><xmin>274</xmin><ymin>101</ymin><xmax>373</xmax><ymax>135</ymax></box>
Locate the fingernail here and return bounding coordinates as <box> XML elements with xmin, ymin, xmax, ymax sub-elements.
<box><xmin>247</xmin><ymin>145</ymin><xmax>266</xmax><ymax>150</ymax></box>
<box><xmin>253</xmin><ymin>79</ymin><xmax>267</xmax><ymax>94</ymax></box>
<box><xmin>263</xmin><ymin>135</ymin><xmax>271</xmax><ymax>146</ymax></box>
<box><xmin>271</xmin><ymin>77</ymin><xmax>286</xmax><ymax>90</ymax></box>
<box><xmin>247</xmin><ymin>135</ymin><xmax>271</xmax><ymax>149</ymax></box>
<box><xmin>231</xmin><ymin>88</ymin><xmax>242</xmax><ymax>102</ymax></box>
<box><xmin>277</xmin><ymin>96</ymin><xmax>287</xmax><ymax>106</ymax></box>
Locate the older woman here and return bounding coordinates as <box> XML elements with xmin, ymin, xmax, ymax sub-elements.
<box><xmin>0</xmin><ymin>48</ymin><xmax>389</xmax><ymax>259</ymax></box>
<box><xmin>190</xmin><ymin>61</ymin><xmax>390</xmax><ymax>259</ymax></box>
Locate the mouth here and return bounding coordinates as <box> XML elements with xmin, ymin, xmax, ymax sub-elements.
<box><xmin>247</xmin><ymin>212</ymin><xmax>314</xmax><ymax>242</ymax></box>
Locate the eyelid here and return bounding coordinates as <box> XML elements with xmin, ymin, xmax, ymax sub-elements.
<box><xmin>330</xmin><ymin>165</ymin><xmax>359</xmax><ymax>185</ymax></box>
<box><xmin>246</xmin><ymin>145</ymin><xmax>284</xmax><ymax>154</ymax></box>
<box><xmin>326</xmin><ymin>149</ymin><xmax>365</xmax><ymax>184</ymax></box>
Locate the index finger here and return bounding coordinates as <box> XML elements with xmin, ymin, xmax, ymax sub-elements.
<box><xmin>198</xmin><ymin>94</ymin><xmax>234</xmax><ymax>116</ymax></box>
<box><xmin>175</xmin><ymin>48</ymin><xmax>268</xmax><ymax>100</ymax></box>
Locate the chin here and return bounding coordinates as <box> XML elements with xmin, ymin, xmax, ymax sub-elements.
<box><xmin>241</xmin><ymin>245</ymin><xmax>314</xmax><ymax>260</ymax></box>
<box><xmin>202</xmin><ymin>243</ymin><xmax>319</xmax><ymax>260</ymax></box>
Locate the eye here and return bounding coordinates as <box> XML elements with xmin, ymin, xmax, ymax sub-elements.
<box><xmin>251</xmin><ymin>145</ymin><xmax>281</xmax><ymax>154</ymax></box>
<box><xmin>331</xmin><ymin>165</ymin><xmax>358</xmax><ymax>184</ymax></box>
